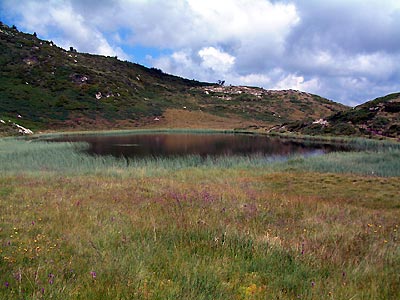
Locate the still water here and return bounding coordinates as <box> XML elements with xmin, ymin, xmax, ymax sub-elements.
<box><xmin>50</xmin><ymin>133</ymin><xmax>342</xmax><ymax>159</ymax></box>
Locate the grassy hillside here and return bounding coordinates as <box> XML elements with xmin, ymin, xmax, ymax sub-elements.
<box><xmin>0</xmin><ymin>22</ymin><xmax>346</xmax><ymax>135</ymax></box>
<box><xmin>280</xmin><ymin>93</ymin><xmax>400</xmax><ymax>139</ymax></box>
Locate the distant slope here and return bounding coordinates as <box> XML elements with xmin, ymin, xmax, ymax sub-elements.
<box><xmin>0</xmin><ymin>22</ymin><xmax>346</xmax><ymax>134</ymax></box>
<box><xmin>281</xmin><ymin>93</ymin><xmax>400</xmax><ymax>138</ymax></box>
<box><xmin>193</xmin><ymin>85</ymin><xmax>346</xmax><ymax>126</ymax></box>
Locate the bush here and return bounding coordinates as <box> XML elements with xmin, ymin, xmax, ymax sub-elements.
<box><xmin>384</xmin><ymin>102</ymin><xmax>400</xmax><ymax>113</ymax></box>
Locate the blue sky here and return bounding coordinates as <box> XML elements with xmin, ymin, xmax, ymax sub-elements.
<box><xmin>1</xmin><ymin>0</ymin><xmax>400</xmax><ymax>106</ymax></box>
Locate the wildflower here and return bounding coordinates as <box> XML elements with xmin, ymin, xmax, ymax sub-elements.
<box><xmin>41</xmin><ymin>287</ymin><xmax>45</xmax><ymax>294</ymax></box>
<box><xmin>90</xmin><ymin>271</ymin><xmax>97</xmax><ymax>279</ymax></box>
<box><xmin>245</xmin><ymin>283</ymin><xmax>258</xmax><ymax>296</ymax></box>
<box><xmin>311</xmin><ymin>281</ymin><xmax>315</xmax><ymax>287</ymax></box>
<box><xmin>4</xmin><ymin>282</ymin><xmax>9</xmax><ymax>288</ymax></box>
<box><xmin>14</xmin><ymin>272</ymin><xmax>21</xmax><ymax>281</ymax></box>
<box><xmin>48</xmin><ymin>273</ymin><xmax>55</xmax><ymax>284</ymax></box>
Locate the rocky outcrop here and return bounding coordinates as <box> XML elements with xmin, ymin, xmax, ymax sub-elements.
<box><xmin>0</xmin><ymin>119</ymin><xmax>34</xmax><ymax>136</ymax></box>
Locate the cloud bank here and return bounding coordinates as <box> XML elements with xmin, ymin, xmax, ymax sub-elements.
<box><xmin>1</xmin><ymin>0</ymin><xmax>400</xmax><ymax>105</ymax></box>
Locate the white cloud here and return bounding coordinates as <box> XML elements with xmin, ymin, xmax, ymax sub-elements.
<box><xmin>233</xmin><ymin>74</ymin><xmax>272</xmax><ymax>87</ymax></box>
<box><xmin>111</xmin><ymin>0</ymin><xmax>299</xmax><ymax>52</ymax></box>
<box><xmin>150</xmin><ymin>49</ymin><xmax>207</xmax><ymax>81</ymax></box>
<box><xmin>186</xmin><ymin>0</ymin><xmax>299</xmax><ymax>48</ymax></box>
<box><xmin>273</xmin><ymin>74</ymin><xmax>320</xmax><ymax>93</ymax></box>
<box><xmin>198</xmin><ymin>47</ymin><xmax>235</xmax><ymax>73</ymax></box>
<box><xmin>347</xmin><ymin>53</ymin><xmax>397</xmax><ymax>80</ymax></box>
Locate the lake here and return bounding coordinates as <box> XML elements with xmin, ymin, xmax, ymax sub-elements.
<box><xmin>49</xmin><ymin>132</ymin><xmax>344</xmax><ymax>159</ymax></box>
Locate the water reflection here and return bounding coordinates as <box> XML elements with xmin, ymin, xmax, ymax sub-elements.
<box><xmin>50</xmin><ymin>133</ymin><xmax>342</xmax><ymax>159</ymax></box>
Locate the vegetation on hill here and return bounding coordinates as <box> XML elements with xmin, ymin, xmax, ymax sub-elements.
<box><xmin>0</xmin><ymin>22</ymin><xmax>346</xmax><ymax>135</ymax></box>
<box><xmin>280</xmin><ymin>93</ymin><xmax>400</xmax><ymax>139</ymax></box>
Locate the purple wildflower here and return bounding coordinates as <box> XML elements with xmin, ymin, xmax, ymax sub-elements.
<box><xmin>201</xmin><ymin>190</ymin><xmax>214</xmax><ymax>203</ymax></box>
<box><xmin>4</xmin><ymin>282</ymin><xmax>9</xmax><ymax>288</ymax></box>
<box><xmin>90</xmin><ymin>271</ymin><xmax>97</xmax><ymax>279</ymax></box>
<box><xmin>48</xmin><ymin>273</ymin><xmax>55</xmax><ymax>284</ymax></box>
<box><xmin>311</xmin><ymin>281</ymin><xmax>315</xmax><ymax>287</ymax></box>
<box><xmin>41</xmin><ymin>287</ymin><xmax>45</xmax><ymax>294</ymax></box>
<box><xmin>14</xmin><ymin>272</ymin><xmax>21</xmax><ymax>281</ymax></box>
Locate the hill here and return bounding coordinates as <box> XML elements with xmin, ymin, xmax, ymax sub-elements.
<box><xmin>0</xmin><ymin>22</ymin><xmax>346</xmax><ymax>135</ymax></box>
<box><xmin>281</xmin><ymin>93</ymin><xmax>400</xmax><ymax>139</ymax></box>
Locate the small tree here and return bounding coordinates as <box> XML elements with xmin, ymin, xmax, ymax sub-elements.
<box><xmin>33</xmin><ymin>32</ymin><xmax>37</xmax><ymax>37</ymax></box>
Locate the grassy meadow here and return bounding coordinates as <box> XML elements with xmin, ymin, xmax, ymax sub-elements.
<box><xmin>0</xmin><ymin>133</ymin><xmax>399</xmax><ymax>299</ymax></box>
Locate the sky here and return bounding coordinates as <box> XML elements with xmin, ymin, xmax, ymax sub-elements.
<box><xmin>1</xmin><ymin>0</ymin><xmax>400</xmax><ymax>106</ymax></box>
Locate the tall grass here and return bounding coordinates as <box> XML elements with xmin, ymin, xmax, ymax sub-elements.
<box><xmin>0</xmin><ymin>171</ymin><xmax>398</xmax><ymax>299</ymax></box>
<box><xmin>281</xmin><ymin>149</ymin><xmax>400</xmax><ymax>177</ymax></box>
<box><xmin>268</xmin><ymin>131</ymin><xmax>400</xmax><ymax>151</ymax></box>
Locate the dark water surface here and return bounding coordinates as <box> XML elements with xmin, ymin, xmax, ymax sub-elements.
<box><xmin>50</xmin><ymin>133</ymin><xmax>344</xmax><ymax>159</ymax></box>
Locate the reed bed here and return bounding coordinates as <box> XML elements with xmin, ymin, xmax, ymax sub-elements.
<box><xmin>282</xmin><ymin>149</ymin><xmax>400</xmax><ymax>177</ymax></box>
<box><xmin>268</xmin><ymin>132</ymin><xmax>400</xmax><ymax>151</ymax></box>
